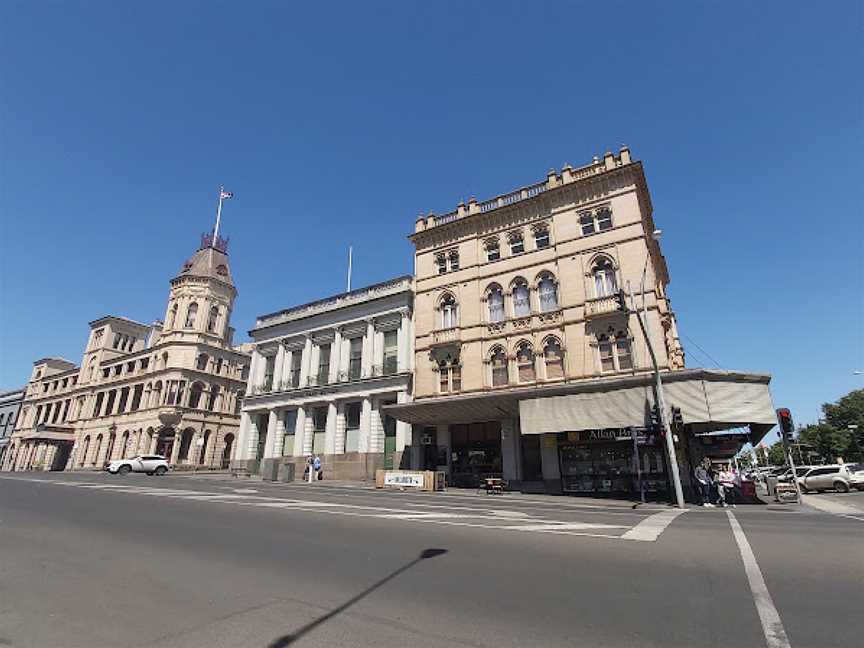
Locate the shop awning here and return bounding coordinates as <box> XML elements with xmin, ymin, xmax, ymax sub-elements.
<box><xmin>385</xmin><ymin>369</ymin><xmax>777</xmax><ymax>444</ymax></box>
<box><xmin>519</xmin><ymin>369</ymin><xmax>776</xmax><ymax>441</ymax></box>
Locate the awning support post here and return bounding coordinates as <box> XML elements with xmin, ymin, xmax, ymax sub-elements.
<box><xmin>628</xmin><ymin>282</ymin><xmax>685</xmax><ymax>508</ymax></box>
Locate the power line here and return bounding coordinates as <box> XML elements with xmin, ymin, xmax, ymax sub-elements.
<box><xmin>682</xmin><ymin>333</ymin><xmax>724</xmax><ymax>369</ymax></box>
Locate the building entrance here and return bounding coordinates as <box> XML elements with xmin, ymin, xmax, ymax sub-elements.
<box><xmin>383</xmin><ymin>410</ymin><xmax>397</xmax><ymax>470</ymax></box>
<box><xmin>450</xmin><ymin>421</ymin><xmax>502</xmax><ymax>488</ymax></box>
<box><xmin>155</xmin><ymin>428</ymin><xmax>175</xmax><ymax>459</ymax></box>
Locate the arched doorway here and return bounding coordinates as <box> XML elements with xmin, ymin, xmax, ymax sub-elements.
<box><xmin>221</xmin><ymin>433</ymin><xmax>235</xmax><ymax>469</ymax></box>
<box><xmin>105</xmin><ymin>432</ymin><xmax>116</xmax><ymax>462</ymax></box>
<box><xmin>178</xmin><ymin>428</ymin><xmax>194</xmax><ymax>463</ymax></box>
<box><xmin>198</xmin><ymin>430</ymin><xmax>212</xmax><ymax>466</ymax></box>
<box><xmin>155</xmin><ymin>427</ymin><xmax>175</xmax><ymax>459</ymax></box>
<box><xmin>92</xmin><ymin>435</ymin><xmax>103</xmax><ymax>466</ymax></box>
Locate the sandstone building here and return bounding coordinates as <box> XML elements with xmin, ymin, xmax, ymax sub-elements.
<box><xmin>2</xmin><ymin>233</ymin><xmax>250</xmax><ymax>472</ymax></box>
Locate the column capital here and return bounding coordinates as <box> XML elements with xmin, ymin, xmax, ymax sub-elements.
<box><xmin>397</xmin><ymin>306</ymin><xmax>412</xmax><ymax>318</ymax></box>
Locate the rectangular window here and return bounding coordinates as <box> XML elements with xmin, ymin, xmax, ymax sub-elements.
<box><xmin>131</xmin><ymin>384</ymin><xmax>143</xmax><ymax>411</ymax></box>
<box><xmin>599</xmin><ymin>341</ymin><xmax>615</xmax><ymax>372</ymax></box>
<box><xmin>105</xmin><ymin>390</ymin><xmax>117</xmax><ymax>415</ymax></box>
<box><xmin>290</xmin><ymin>352</ymin><xmax>302</xmax><ymax>388</ymax></box>
<box><xmin>580</xmin><ymin>212</ymin><xmax>595</xmax><ymax>236</ymax></box>
<box><xmin>349</xmin><ymin>338</ymin><xmax>363</xmax><ymax>380</ymax></box>
<box><xmin>616</xmin><ymin>339</ymin><xmax>632</xmax><ymax>370</ymax></box>
<box><xmin>451</xmin><ymin>365</ymin><xmax>462</xmax><ymax>391</ymax></box>
<box><xmin>436</xmin><ymin>254</ymin><xmax>447</xmax><ymax>275</ymax></box>
<box><xmin>596</xmin><ymin>208</ymin><xmax>613</xmax><ymax>231</ymax></box>
<box><xmin>281</xmin><ymin>410</ymin><xmax>297</xmax><ymax>456</ymax></box>
<box><xmin>534</xmin><ymin>228</ymin><xmax>550</xmax><ymax>249</ymax></box>
<box><xmin>263</xmin><ymin>355</ymin><xmax>275</xmax><ymax>391</ymax></box>
<box><xmin>448</xmin><ymin>251</ymin><xmax>460</xmax><ymax>271</ymax></box>
<box><xmin>140</xmin><ymin>358</ymin><xmax>149</xmax><ymax>370</ymax></box>
<box><xmin>118</xmin><ymin>387</ymin><xmax>130</xmax><ymax>413</ymax></box>
<box><xmin>346</xmin><ymin>403</ymin><xmax>361</xmax><ymax>429</ymax></box>
<box><xmin>126</xmin><ymin>362</ymin><xmax>135</xmax><ymax>373</ymax></box>
<box><xmin>492</xmin><ymin>362</ymin><xmax>508</xmax><ymax>387</ymax></box>
<box><xmin>317</xmin><ymin>344</ymin><xmax>331</xmax><ymax>384</ymax></box>
<box><xmin>102</xmin><ymin>368</ymin><xmax>110</xmax><ymax>379</ymax></box>
<box><xmin>486</xmin><ymin>242</ymin><xmax>500</xmax><ymax>262</ymax></box>
<box><xmin>383</xmin><ymin>330</ymin><xmax>398</xmax><ymax>375</ymax></box>
<box><xmin>113</xmin><ymin>365</ymin><xmax>122</xmax><ymax>376</ymax></box>
<box><xmin>113</xmin><ymin>333</ymin><xmax>121</xmax><ymax>349</ymax></box>
<box><xmin>510</xmin><ymin>234</ymin><xmax>524</xmax><ymax>255</ymax></box>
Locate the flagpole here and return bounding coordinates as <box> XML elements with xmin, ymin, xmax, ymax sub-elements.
<box><xmin>347</xmin><ymin>246</ymin><xmax>353</xmax><ymax>293</ymax></box>
<box><xmin>213</xmin><ymin>185</ymin><xmax>224</xmax><ymax>242</ymax></box>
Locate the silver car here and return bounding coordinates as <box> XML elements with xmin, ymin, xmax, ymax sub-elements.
<box><xmin>105</xmin><ymin>455</ymin><xmax>169</xmax><ymax>475</ymax></box>
<box><xmin>797</xmin><ymin>464</ymin><xmax>864</xmax><ymax>493</ymax></box>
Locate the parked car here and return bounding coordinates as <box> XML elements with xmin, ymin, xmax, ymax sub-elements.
<box><xmin>777</xmin><ymin>466</ymin><xmax>811</xmax><ymax>483</ymax></box>
<box><xmin>105</xmin><ymin>455</ymin><xmax>169</xmax><ymax>475</ymax></box>
<box><xmin>797</xmin><ymin>464</ymin><xmax>864</xmax><ymax>493</ymax></box>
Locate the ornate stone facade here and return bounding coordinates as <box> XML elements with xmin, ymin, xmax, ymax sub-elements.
<box><xmin>2</xmin><ymin>237</ymin><xmax>250</xmax><ymax>473</ymax></box>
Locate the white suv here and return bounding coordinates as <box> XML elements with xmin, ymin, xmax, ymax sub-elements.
<box><xmin>105</xmin><ymin>455</ymin><xmax>169</xmax><ymax>476</ymax></box>
<box><xmin>797</xmin><ymin>463</ymin><xmax>864</xmax><ymax>493</ymax></box>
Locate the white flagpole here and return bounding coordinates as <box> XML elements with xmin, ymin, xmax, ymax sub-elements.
<box><xmin>213</xmin><ymin>185</ymin><xmax>224</xmax><ymax>242</ymax></box>
<box><xmin>347</xmin><ymin>246</ymin><xmax>353</xmax><ymax>292</ymax></box>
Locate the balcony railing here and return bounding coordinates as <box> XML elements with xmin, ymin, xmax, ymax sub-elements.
<box><xmin>432</xmin><ymin>327</ymin><xmax>460</xmax><ymax>345</ymax></box>
<box><xmin>585</xmin><ymin>295</ymin><xmax>621</xmax><ymax>318</ymax></box>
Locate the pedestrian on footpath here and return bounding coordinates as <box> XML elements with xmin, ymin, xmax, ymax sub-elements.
<box><xmin>303</xmin><ymin>455</ymin><xmax>312</xmax><ymax>481</ymax></box>
<box><xmin>694</xmin><ymin>463</ymin><xmax>713</xmax><ymax>507</ymax></box>
<box><xmin>313</xmin><ymin>454</ymin><xmax>322</xmax><ymax>480</ymax></box>
<box><xmin>718</xmin><ymin>464</ymin><xmax>737</xmax><ymax>507</ymax></box>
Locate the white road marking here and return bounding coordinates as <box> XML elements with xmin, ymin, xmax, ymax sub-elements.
<box><xmin>0</xmin><ymin>476</ymin><xmax>682</xmax><ymax>541</ymax></box>
<box><xmin>504</xmin><ymin>522</ymin><xmax>627</xmax><ymax>531</ymax></box>
<box><xmin>801</xmin><ymin>494</ymin><xmax>864</xmax><ymax>517</ymax></box>
<box><xmin>838</xmin><ymin>514</ymin><xmax>864</xmax><ymax>523</ymax></box>
<box><xmin>727</xmin><ymin>511</ymin><xmax>791</xmax><ymax>648</ymax></box>
<box><xmin>620</xmin><ymin>509</ymin><xmax>686</xmax><ymax>542</ymax></box>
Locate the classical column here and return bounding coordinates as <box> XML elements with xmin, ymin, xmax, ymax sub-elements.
<box><xmin>293</xmin><ymin>406</ymin><xmax>306</xmax><ymax>457</ymax></box>
<box><xmin>362</xmin><ymin>319</ymin><xmax>375</xmax><ymax>377</ymax></box>
<box><xmin>273</xmin><ymin>411</ymin><xmax>286</xmax><ymax>458</ymax></box>
<box><xmin>265</xmin><ymin>409</ymin><xmax>278</xmax><ymax>458</ymax></box>
<box><xmin>358</xmin><ymin>397</ymin><xmax>372</xmax><ymax>454</ymax></box>
<box><xmin>369</xmin><ymin>399</ymin><xmax>383</xmax><ymax>454</ymax></box>
<box><xmin>324</xmin><ymin>401</ymin><xmax>337</xmax><ymax>455</ymax></box>
<box><xmin>235</xmin><ymin>412</ymin><xmax>252</xmax><ymax>460</ymax></box>
<box><xmin>273</xmin><ymin>343</ymin><xmax>286</xmax><ymax>391</ymax></box>
<box><xmin>395</xmin><ymin>390</ymin><xmax>411</xmax><ymax>453</ymax></box>
<box><xmin>398</xmin><ymin>308</ymin><xmax>411</xmax><ymax>372</ymax></box>
<box><xmin>300</xmin><ymin>335</ymin><xmax>313</xmax><ymax>387</ymax></box>
<box><xmin>302</xmin><ymin>410</ymin><xmax>314</xmax><ymax>455</ymax></box>
<box><xmin>246</xmin><ymin>350</ymin><xmax>261</xmax><ymax>395</ymax></box>
<box><xmin>329</xmin><ymin>327</ymin><xmax>342</xmax><ymax>383</ymax></box>
<box><xmin>334</xmin><ymin>402</ymin><xmax>346</xmax><ymax>454</ymax></box>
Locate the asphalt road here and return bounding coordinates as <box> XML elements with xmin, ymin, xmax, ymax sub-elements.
<box><xmin>0</xmin><ymin>473</ymin><xmax>861</xmax><ymax>648</ymax></box>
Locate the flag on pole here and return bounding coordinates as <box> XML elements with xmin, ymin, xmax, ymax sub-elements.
<box><xmin>220</xmin><ymin>189</ymin><xmax>234</xmax><ymax>200</ymax></box>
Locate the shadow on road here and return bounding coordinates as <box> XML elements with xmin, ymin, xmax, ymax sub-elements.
<box><xmin>266</xmin><ymin>548</ymin><xmax>448</xmax><ymax>647</ymax></box>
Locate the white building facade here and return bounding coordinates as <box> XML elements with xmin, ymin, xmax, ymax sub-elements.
<box><xmin>236</xmin><ymin>276</ymin><xmax>414</xmax><ymax>480</ymax></box>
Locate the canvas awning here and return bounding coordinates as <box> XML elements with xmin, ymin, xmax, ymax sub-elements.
<box><xmin>384</xmin><ymin>369</ymin><xmax>777</xmax><ymax>444</ymax></box>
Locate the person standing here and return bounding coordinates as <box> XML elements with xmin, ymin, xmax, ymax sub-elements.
<box><xmin>313</xmin><ymin>454</ymin><xmax>322</xmax><ymax>481</ymax></box>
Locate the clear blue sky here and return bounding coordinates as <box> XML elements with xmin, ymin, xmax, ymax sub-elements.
<box><xmin>1</xmin><ymin>2</ymin><xmax>861</xmax><ymax>435</ymax></box>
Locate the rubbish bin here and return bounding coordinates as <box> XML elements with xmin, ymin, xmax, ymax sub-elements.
<box><xmin>279</xmin><ymin>461</ymin><xmax>296</xmax><ymax>483</ymax></box>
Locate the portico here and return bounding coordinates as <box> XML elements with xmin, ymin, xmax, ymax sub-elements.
<box><xmin>236</xmin><ymin>276</ymin><xmax>414</xmax><ymax>480</ymax></box>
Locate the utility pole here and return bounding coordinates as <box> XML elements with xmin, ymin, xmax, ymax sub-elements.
<box><xmin>624</xmin><ymin>282</ymin><xmax>685</xmax><ymax>508</ymax></box>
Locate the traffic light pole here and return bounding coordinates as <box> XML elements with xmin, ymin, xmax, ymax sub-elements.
<box><xmin>777</xmin><ymin>410</ymin><xmax>802</xmax><ymax>504</ymax></box>
<box><xmin>626</xmin><ymin>283</ymin><xmax>685</xmax><ymax>508</ymax></box>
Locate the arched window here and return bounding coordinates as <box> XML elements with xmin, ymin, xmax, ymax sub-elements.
<box><xmin>189</xmin><ymin>382</ymin><xmax>204</xmax><ymax>409</ymax></box>
<box><xmin>184</xmin><ymin>302</ymin><xmax>198</xmax><ymax>328</ymax></box>
<box><xmin>512</xmin><ymin>278</ymin><xmax>531</xmax><ymax>317</ymax></box>
<box><xmin>207</xmin><ymin>306</ymin><xmax>219</xmax><ymax>333</ymax></box>
<box><xmin>516</xmin><ymin>342</ymin><xmax>535</xmax><ymax>383</ymax></box>
<box><xmin>121</xmin><ymin>431</ymin><xmax>130</xmax><ymax>458</ymax></box>
<box><xmin>598</xmin><ymin>330</ymin><xmax>632</xmax><ymax>372</ymax></box>
<box><xmin>592</xmin><ymin>258</ymin><xmax>617</xmax><ymax>298</ymax></box>
<box><xmin>215</xmin><ymin>358</ymin><xmax>223</xmax><ymax>374</ymax></box>
<box><xmin>207</xmin><ymin>385</ymin><xmax>220</xmax><ymax>411</ymax></box>
<box><xmin>440</xmin><ymin>293</ymin><xmax>458</xmax><ymax>329</ymax></box>
<box><xmin>490</xmin><ymin>347</ymin><xmax>508</xmax><ymax>387</ymax></box>
<box><xmin>167</xmin><ymin>303</ymin><xmax>178</xmax><ymax>328</ymax></box>
<box><xmin>543</xmin><ymin>338</ymin><xmax>565</xmax><ymax>380</ymax></box>
<box><xmin>79</xmin><ymin>436</ymin><xmax>90</xmax><ymax>467</ymax></box>
<box><xmin>87</xmin><ymin>357</ymin><xmax>97</xmax><ymax>381</ymax></box>
<box><xmin>486</xmin><ymin>284</ymin><xmax>504</xmax><ymax>322</ymax></box>
<box><xmin>221</xmin><ymin>433</ymin><xmax>235</xmax><ymax>469</ymax></box>
<box><xmin>198</xmin><ymin>430</ymin><xmax>212</xmax><ymax>466</ymax></box>
<box><xmin>93</xmin><ymin>434</ymin><xmax>103</xmax><ymax>466</ymax></box>
<box><xmin>106</xmin><ymin>432</ymin><xmax>116</xmax><ymax>462</ymax></box>
<box><xmin>196</xmin><ymin>354</ymin><xmax>209</xmax><ymax>371</ymax></box>
<box><xmin>537</xmin><ymin>272</ymin><xmax>559</xmax><ymax>312</ymax></box>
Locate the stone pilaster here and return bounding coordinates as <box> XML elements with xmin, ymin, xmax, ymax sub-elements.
<box><xmin>265</xmin><ymin>409</ymin><xmax>278</xmax><ymax>458</ymax></box>
<box><xmin>324</xmin><ymin>401</ymin><xmax>337</xmax><ymax>455</ymax></box>
<box><xmin>293</xmin><ymin>406</ymin><xmax>306</xmax><ymax>457</ymax></box>
<box><xmin>358</xmin><ymin>397</ymin><xmax>372</xmax><ymax>453</ymax></box>
<box><xmin>334</xmin><ymin>402</ymin><xmax>346</xmax><ymax>454</ymax></box>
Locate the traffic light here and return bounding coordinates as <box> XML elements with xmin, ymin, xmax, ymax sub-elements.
<box><xmin>776</xmin><ymin>408</ymin><xmax>795</xmax><ymax>444</ymax></box>
<box><xmin>613</xmin><ymin>288</ymin><xmax>629</xmax><ymax>313</ymax></box>
<box><xmin>671</xmin><ymin>407</ymin><xmax>684</xmax><ymax>429</ymax></box>
<box><xmin>649</xmin><ymin>404</ymin><xmax>661</xmax><ymax>433</ymax></box>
